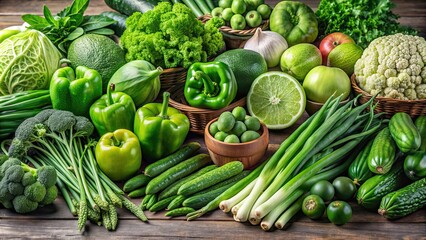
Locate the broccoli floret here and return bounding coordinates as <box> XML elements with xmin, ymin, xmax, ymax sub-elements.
<box><xmin>0</xmin><ymin>179</ymin><xmax>14</xmax><ymax>201</ymax></box>
<box><xmin>36</xmin><ymin>166</ymin><xmax>57</xmax><ymax>188</ymax></box>
<box><xmin>74</xmin><ymin>116</ymin><xmax>95</xmax><ymax>137</ymax></box>
<box><xmin>0</xmin><ymin>158</ymin><xmax>21</xmax><ymax>177</ymax></box>
<box><xmin>21</xmin><ymin>172</ymin><xmax>37</xmax><ymax>187</ymax></box>
<box><xmin>7</xmin><ymin>138</ymin><xmax>29</xmax><ymax>159</ymax></box>
<box><xmin>5</xmin><ymin>165</ymin><xmax>25</xmax><ymax>183</ymax></box>
<box><xmin>12</xmin><ymin>195</ymin><xmax>38</xmax><ymax>214</ymax></box>
<box><xmin>46</xmin><ymin>110</ymin><xmax>76</xmax><ymax>133</ymax></box>
<box><xmin>8</xmin><ymin>182</ymin><xmax>24</xmax><ymax>196</ymax></box>
<box><xmin>14</xmin><ymin>117</ymin><xmax>41</xmax><ymax>141</ymax></box>
<box><xmin>34</xmin><ymin>109</ymin><xmax>55</xmax><ymax>123</ymax></box>
<box><xmin>39</xmin><ymin>185</ymin><xmax>58</xmax><ymax>206</ymax></box>
<box><xmin>24</xmin><ymin>182</ymin><xmax>46</xmax><ymax>202</ymax></box>
<box><xmin>121</xmin><ymin>2</ymin><xmax>224</xmax><ymax>68</ymax></box>
<box><xmin>1</xmin><ymin>199</ymin><xmax>13</xmax><ymax>209</ymax></box>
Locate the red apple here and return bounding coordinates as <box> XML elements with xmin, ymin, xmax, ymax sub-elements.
<box><xmin>319</xmin><ymin>32</ymin><xmax>355</xmax><ymax>65</ymax></box>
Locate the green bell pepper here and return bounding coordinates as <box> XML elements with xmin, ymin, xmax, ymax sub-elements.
<box><xmin>95</xmin><ymin>129</ymin><xmax>142</xmax><ymax>181</ymax></box>
<box><xmin>184</xmin><ymin>62</ymin><xmax>237</xmax><ymax>110</ymax></box>
<box><xmin>134</xmin><ymin>91</ymin><xmax>190</xmax><ymax>162</ymax></box>
<box><xmin>50</xmin><ymin>66</ymin><xmax>102</xmax><ymax>117</ymax></box>
<box><xmin>90</xmin><ymin>83</ymin><xmax>136</xmax><ymax>136</ymax></box>
<box><xmin>269</xmin><ymin>1</ymin><xmax>318</xmax><ymax>46</ymax></box>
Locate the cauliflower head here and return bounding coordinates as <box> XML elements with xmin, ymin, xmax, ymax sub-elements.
<box><xmin>354</xmin><ymin>33</ymin><xmax>426</xmax><ymax>100</ymax></box>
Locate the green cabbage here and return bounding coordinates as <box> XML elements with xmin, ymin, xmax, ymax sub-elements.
<box><xmin>0</xmin><ymin>30</ymin><xmax>62</xmax><ymax>96</ymax></box>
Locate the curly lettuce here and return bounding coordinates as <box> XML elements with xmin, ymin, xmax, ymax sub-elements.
<box><xmin>0</xmin><ymin>30</ymin><xmax>62</xmax><ymax>96</ymax></box>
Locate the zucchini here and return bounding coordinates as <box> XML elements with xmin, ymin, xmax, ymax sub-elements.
<box><xmin>182</xmin><ymin>171</ymin><xmax>250</xmax><ymax>210</ymax></box>
<box><xmin>145</xmin><ymin>153</ymin><xmax>212</xmax><ymax>195</ymax></box>
<box><xmin>404</xmin><ymin>151</ymin><xmax>426</xmax><ymax>181</ymax></box>
<box><xmin>389</xmin><ymin>112</ymin><xmax>421</xmax><ymax>153</ymax></box>
<box><xmin>378</xmin><ymin>177</ymin><xmax>426</xmax><ymax>219</ymax></box>
<box><xmin>103</xmin><ymin>0</ymin><xmax>157</xmax><ymax>15</ymax></box>
<box><xmin>178</xmin><ymin>161</ymin><xmax>244</xmax><ymax>196</ymax></box>
<box><xmin>348</xmin><ymin>139</ymin><xmax>374</xmax><ymax>185</ymax></box>
<box><xmin>144</xmin><ymin>142</ymin><xmax>201</xmax><ymax>177</ymax></box>
<box><xmin>356</xmin><ymin>161</ymin><xmax>409</xmax><ymax>211</ymax></box>
<box><xmin>99</xmin><ymin>11</ymin><xmax>128</xmax><ymax>37</ymax></box>
<box><xmin>367</xmin><ymin>127</ymin><xmax>397</xmax><ymax>174</ymax></box>
<box><xmin>123</xmin><ymin>174</ymin><xmax>152</xmax><ymax>193</ymax></box>
<box><xmin>158</xmin><ymin>164</ymin><xmax>217</xmax><ymax>200</ymax></box>
<box><xmin>415</xmin><ymin>116</ymin><xmax>426</xmax><ymax>152</ymax></box>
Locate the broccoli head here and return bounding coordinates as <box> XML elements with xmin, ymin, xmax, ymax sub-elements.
<box><xmin>1</xmin><ymin>199</ymin><xmax>13</xmax><ymax>209</ymax></box>
<box><xmin>121</xmin><ymin>2</ymin><xmax>224</xmax><ymax>68</ymax></box>
<box><xmin>34</xmin><ymin>109</ymin><xmax>56</xmax><ymax>123</ymax></box>
<box><xmin>74</xmin><ymin>116</ymin><xmax>95</xmax><ymax>137</ymax></box>
<box><xmin>46</xmin><ymin>110</ymin><xmax>77</xmax><ymax>133</ymax></box>
<box><xmin>0</xmin><ymin>158</ymin><xmax>21</xmax><ymax>177</ymax></box>
<box><xmin>36</xmin><ymin>166</ymin><xmax>57</xmax><ymax>188</ymax></box>
<box><xmin>22</xmin><ymin>172</ymin><xmax>37</xmax><ymax>187</ymax></box>
<box><xmin>5</xmin><ymin>165</ymin><xmax>25</xmax><ymax>183</ymax></box>
<box><xmin>8</xmin><ymin>182</ymin><xmax>24</xmax><ymax>196</ymax></box>
<box><xmin>14</xmin><ymin>117</ymin><xmax>41</xmax><ymax>141</ymax></box>
<box><xmin>0</xmin><ymin>179</ymin><xmax>14</xmax><ymax>202</ymax></box>
<box><xmin>12</xmin><ymin>195</ymin><xmax>38</xmax><ymax>214</ymax></box>
<box><xmin>24</xmin><ymin>181</ymin><xmax>46</xmax><ymax>202</ymax></box>
<box><xmin>39</xmin><ymin>185</ymin><xmax>58</xmax><ymax>206</ymax></box>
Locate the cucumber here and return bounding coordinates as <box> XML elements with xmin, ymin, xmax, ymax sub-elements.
<box><xmin>99</xmin><ymin>11</ymin><xmax>128</xmax><ymax>36</ymax></box>
<box><xmin>404</xmin><ymin>151</ymin><xmax>426</xmax><ymax>181</ymax></box>
<box><xmin>378</xmin><ymin>177</ymin><xmax>426</xmax><ymax>219</ymax></box>
<box><xmin>145</xmin><ymin>194</ymin><xmax>158</xmax><ymax>210</ymax></box>
<box><xmin>128</xmin><ymin>187</ymin><xmax>147</xmax><ymax>198</ymax></box>
<box><xmin>144</xmin><ymin>142</ymin><xmax>201</xmax><ymax>177</ymax></box>
<box><xmin>145</xmin><ymin>153</ymin><xmax>212</xmax><ymax>195</ymax></box>
<box><xmin>149</xmin><ymin>195</ymin><xmax>176</xmax><ymax>212</ymax></box>
<box><xmin>367</xmin><ymin>127</ymin><xmax>397</xmax><ymax>174</ymax></box>
<box><xmin>158</xmin><ymin>164</ymin><xmax>217</xmax><ymax>200</ymax></box>
<box><xmin>167</xmin><ymin>194</ymin><xmax>186</xmax><ymax>210</ymax></box>
<box><xmin>103</xmin><ymin>0</ymin><xmax>157</xmax><ymax>15</ymax></box>
<box><xmin>356</xmin><ymin>161</ymin><xmax>409</xmax><ymax>211</ymax></box>
<box><xmin>178</xmin><ymin>161</ymin><xmax>244</xmax><ymax>196</ymax></box>
<box><xmin>389</xmin><ymin>112</ymin><xmax>421</xmax><ymax>153</ymax></box>
<box><xmin>415</xmin><ymin>116</ymin><xmax>426</xmax><ymax>152</ymax></box>
<box><xmin>123</xmin><ymin>174</ymin><xmax>152</xmax><ymax>193</ymax></box>
<box><xmin>348</xmin><ymin>139</ymin><xmax>375</xmax><ymax>185</ymax></box>
<box><xmin>165</xmin><ymin>207</ymin><xmax>195</xmax><ymax>217</ymax></box>
<box><xmin>182</xmin><ymin>171</ymin><xmax>250</xmax><ymax>210</ymax></box>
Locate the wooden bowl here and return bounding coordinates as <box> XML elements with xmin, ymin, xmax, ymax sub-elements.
<box><xmin>204</xmin><ymin>118</ymin><xmax>269</xmax><ymax>170</ymax></box>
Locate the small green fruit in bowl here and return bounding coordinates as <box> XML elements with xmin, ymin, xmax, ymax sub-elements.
<box><xmin>245</xmin><ymin>10</ymin><xmax>262</xmax><ymax>28</ymax></box>
<box><xmin>303</xmin><ymin>65</ymin><xmax>351</xmax><ymax>103</ymax></box>
<box><xmin>211</xmin><ymin>7</ymin><xmax>224</xmax><ymax>18</ymax></box>
<box><xmin>257</xmin><ymin>4</ymin><xmax>271</xmax><ymax>19</ymax></box>
<box><xmin>231</xmin><ymin>0</ymin><xmax>247</xmax><ymax>14</ymax></box>
<box><xmin>218</xmin><ymin>0</ymin><xmax>233</xmax><ymax>8</ymax></box>
<box><xmin>245</xmin><ymin>0</ymin><xmax>265</xmax><ymax>11</ymax></box>
<box><xmin>222</xmin><ymin>8</ymin><xmax>234</xmax><ymax>21</ymax></box>
<box><xmin>280</xmin><ymin>43</ymin><xmax>322</xmax><ymax>82</ymax></box>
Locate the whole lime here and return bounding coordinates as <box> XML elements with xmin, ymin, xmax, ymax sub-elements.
<box><xmin>280</xmin><ymin>43</ymin><xmax>322</xmax><ymax>82</ymax></box>
<box><xmin>327</xmin><ymin>42</ymin><xmax>363</xmax><ymax>76</ymax></box>
<box><xmin>215</xmin><ymin>49</ymin><xmax>268</xmax><ymax>98</ymax></box>
<box><xmin>68</xmin><ymin>34</ymin><xmax>126</xmax><ymax>92</ymax></box>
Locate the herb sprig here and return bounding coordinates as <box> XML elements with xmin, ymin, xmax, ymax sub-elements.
<box><xmin>22</xmin><ymin>0</ymin><xmax>116</xmax><ymax>54</ymax></box>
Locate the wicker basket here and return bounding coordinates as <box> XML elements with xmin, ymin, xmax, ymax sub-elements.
<box><xmin>168</xmin><ymin>84</ymin><xmax>247</xmax><ymax>134</ymax></box>
<box><xmin>198</xmin><ymin>14</ymin><xmax>269</xmax><ymax>49</ymax></box>
<box><xmin>351</xmin><ymin>74</ymin><xmax>426</xmax><ymax>118</ymax></box>
<box><xmin>159</xmin><ymin>67</ymin><xmax>187</xmax><ymax>92</ymax></box>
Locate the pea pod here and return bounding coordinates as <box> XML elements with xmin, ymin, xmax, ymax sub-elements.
<box><xmin>389</xmin><ymin>112</ymin><xmax>421</xmax><ymax>153</ymax></box>
<box><xmin>368</xmin><ymin>127</ymin><xmax>397</xmax><ymax>174</ymax></box>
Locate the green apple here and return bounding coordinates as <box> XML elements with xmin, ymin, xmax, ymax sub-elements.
<box><xmin>218</xmin><ymin>0</ymin><xmax>233</xmax><ymax>8</ymax></box>
<box><xmin>230</xmin><ymin>14</ymin><xmax>246</xmax><ymax>30</ymax></box>
<box><xmin>231</xmin><ymin>0</ymin><xmax>247</xmax><ymax>14</ymax></box>
<box><xmin>257</xmin><ymin>4</ymin><xmax>271</xmax><ymax>19</ymax></box>
<box><xmin>303</xmin><ymin>66</ymin><xmax>351</xmax><ymax>103</ymax></box>
<box><xmin>211</xmin><ymin>7</ymin><xmax>224</xmax><ymax>18</ymax></box>
<box><xmin>245</xmin><ymin>10</ymin><xmax>262</xmax><ymax>28</ymax></box>
<box><xmin>280</xmin><ymin>43</ymin><xmax>322</xmax><ymax>82</ymax></box>
<box><xmin>244</xmin><ymin>0</ymin><xmax>265</xmax><ymax>11</ymax></box>
<box><xmin>327</xmin><ymin>42</ymin><xmax>363</xmax><ymax>76</ymax></box>
<box><xmin>222</xmin><ymin>8</ymin><xmax>234</xmax><ymax>22</ymax></box>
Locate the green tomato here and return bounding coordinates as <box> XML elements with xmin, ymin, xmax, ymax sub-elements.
<box><xmin>269</xmin><ymin>1</ymin><xmax>318</xmax><ymax>46</ymax></box>
<box><xmin>327</xmin><ymin>201</ymin><xmax>352</xmax><ymax>225</ymax></box>
<box><xmin>230</xmin><ymin>14</ymin><xmax>246</xmax><ymax>30</ymax></box>
<box><xmin>302</xmin><ymin>194</ymin><xmax>326</xmax><ymax>220</ymax></box>
<box><xmin>310</xmin><ymin>180</ymin><xmax>335</xmax><ymax>202</ymax></box>
<box><xmin>231</xmin><ymin>0</ymin><xmax>247</xmax><ymax>14</ymax></box>
<box><xmin>332</xmin><ymin>176</ymin><xmax>357</xmax><ymax>201</ymax></box>
<box><xmin>245</xmin><ymin>10</ymin><xmax>262</xmax><ymax>28</ymax></box>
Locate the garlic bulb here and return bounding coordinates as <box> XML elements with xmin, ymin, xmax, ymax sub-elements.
<box><xmin>244</xmin><ymin>28</ymin><xmax>288</xmax><ymax>68</ymax></box>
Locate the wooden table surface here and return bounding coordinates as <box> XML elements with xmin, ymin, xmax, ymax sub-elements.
<box><xmin>1</xmin><ymin>0</ymin><xmax>425</xmax><ymax>239</ymax></box>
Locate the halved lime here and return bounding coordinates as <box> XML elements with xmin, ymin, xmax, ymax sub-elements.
<box><xmin>247</xmin><ymin>71</ymin><xmax>306</xmax><ymax>130</ymax></box>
